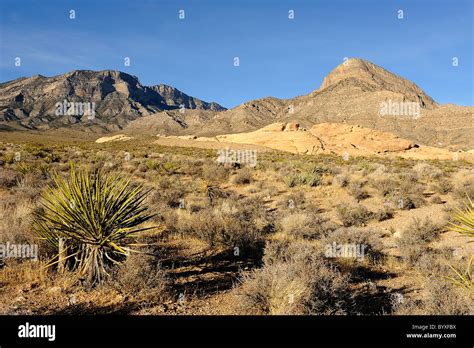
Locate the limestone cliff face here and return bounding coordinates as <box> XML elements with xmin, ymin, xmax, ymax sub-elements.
<box><xmin>0</xmin><ymin>70</ymin><xmax>225</xmax><ymax>131</ymax></box>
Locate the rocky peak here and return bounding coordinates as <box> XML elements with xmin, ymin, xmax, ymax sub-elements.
<box><xmin>319</xmin><ymin>58</ymin><xmax>436</xmax><ymax>108</ymax></box>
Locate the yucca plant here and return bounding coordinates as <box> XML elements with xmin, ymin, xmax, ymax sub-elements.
<box><xmin>33</xmin><ymin>165</ymin><xmax>155</xmax><ymax>285</ymax></box>
<box><xmin>449</xmin><ymin>197</ymin><xmax>474</xmax><ymax>238</ymax></box>
<box><xmin>447</xmin><ymin>197</ymin><xmax>474</xmax><ymax>291</ymax></box>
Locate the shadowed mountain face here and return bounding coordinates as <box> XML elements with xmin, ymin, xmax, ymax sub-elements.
<box><xmin>0</xmin><ymin>70</ymin><xmax>225</xmax><ymax>132</ymax></box>
<box><xmin>149</xmin><ymin>84</ymin><xmax>225</xmax><ymax>112</ymax></box>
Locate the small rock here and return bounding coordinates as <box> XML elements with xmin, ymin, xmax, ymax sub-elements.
<box><xmin>47</xmin><ymin>286</ymin><xmax>62</xmax><ymax>295</ymax></box>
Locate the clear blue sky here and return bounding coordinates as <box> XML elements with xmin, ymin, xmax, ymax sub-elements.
<box><xmin>0</xmin><ymin>0</ymin><xmax>472</xmax><ymax>108</ymax></box>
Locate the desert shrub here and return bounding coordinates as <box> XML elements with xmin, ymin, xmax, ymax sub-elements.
<box><xmin>371</xmin><ymin>177</ymin><xmax>398</xmax><ymax>197</ymax></box>
<box><xmin>161</xmin><ymin>161</ymin><xmax>180</xmax><ymax>174</ymax></box>
<box><xmin>300</xmin><ymin>172</ymin><xmax>321</xmax><ymax>187</ymax></box>
<box><xmin>177</xmin><ymin>159</ymin><xmax>204</xmax><ymax>177</ymax></box>
<box><xmin>150</xmin><ymin>182</ymin><xmax>185</xmax><ymax>208</ymax></box>
<box><xmin>390</xmin><ymin>194</ymin><xmax>416</xmax><ymax>210</ymax></box>
<box><xmin>348</xmin><ymin>182</ymin><xmax>369</xmax><ymax>200</ymax></box>
<box><xmin>279</xmin><ymin>212</ymin><xmax>337</xmax><ymax>239</ymax></box>
<box><xmin>396</xmin><ymin>218</ymin><xmax>444</xmax><ymax>266</ymax></box>
<box><xmin>284</xmin><ymin>191</ymin><xmax>305</xmax><ymax>210</ymax></box>
<box><xmin>0</xmin><ymin>169</ymin><xmax>20</xmax><ymax>188</ymax></box>
<box><xmin>173</xmin><ymin>198</ymin><xmax>272</xmax><ymax>249</ymax></box>
<box><xmin>321</xmin><ymin>227</ymin><xmax>384</xmax><ymax>264</ymax></box>
<box><xmin>33</xmin><ymin>165</ymin><xmax>155</xmax><ymax>286</ymax></box>
<box><xmin>283</xmin><ymin>173</ymin><xmax>303</xmax><ymax>188</ymax></box>
<box><xmin>421</xmin><ymin>280</ymin><xmax>472</xmax><ymax>314</ymax></box>
<box><xmin>413</xmin><ymin>162</ymin><xmax>443</xmax><ymax>180</ymax></box>
<box><xmin>283</xmin><ymin>171</ymin><xmax>321</xmax><ymax>188</ymax></box>
<box><xmin>452</xmin><ymin>170</ymin><xmax>474</xmax><ymax>199</ymax></box>
<box><xmin>334</xmin><ymin>174</ymin><xmax>349</xmax><ymax>188</ymax></box>
<box><xmin>202</xmin><ymin>163</ymin><xmax>229</xmax><ymax>184</ymax></box>
<box><xmin>115</xmin><ymin>252</ymin><xmax>168</xmax><ymax>302</ymax></box>
<box><xmin>232</xmin><ymin>168</ymin><xmax>253</xmax><ymax>185</ymax></box>
<box><xmin>0</xmin><ymin>197</ymin><xmax>36</xmax><ymax>245</ymax></box>
<box><xmin>373</xmin><ymin>206</ymin><xmax>394</xmax><ymax>221</ymax></box>
<box><xmin>137</xmin><ymin>163</ymin><xmax>148</xmax><ymax>173</ymax></box>
<box><xmin>390</xmin><ymin>181</ymin><xmax>426</xmax><ymax>210</ymax></box>
<box><xmin>235</xmin><ymin>240</ymin><xmax>352</xmax><ymax>315</ymax></box>
<box><xmin>433</xmin><ymin>179</ymin><xmax>453</xmax><ymax>194</ymax></box>
<box><xmin>308</xmin><ymin>164</ymin><xmax>333</xmax><ymax>175</ymax></box>
<box><xmin>336</xmin><ymin>203</ymin><xmax>373</xmax><ymax>227</ymax></box>
<box><xmin>395</xmin><ymin>279</ymin><xmax>472</xmax><ymax>315</ymax></box>
<box><xmin>145</xmin><ymin>160</ymin><xmax>160</xmax><ymax>171</ymax></box>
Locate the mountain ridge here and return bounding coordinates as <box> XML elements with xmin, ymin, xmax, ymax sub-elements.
<box><xmin>0</xmin><ymin>69</ymin><xmax>226</xmax><ymax>132</ymax></box>
<box><xmin>0</xmin><ymin>59</ymin><xmax>472</xmax><ymax>149</ymax></box>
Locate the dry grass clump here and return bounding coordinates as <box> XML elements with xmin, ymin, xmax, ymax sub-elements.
<box><xmin>282</xmin><ymin>173</ymin><xmax>303</xmax><ymax>188</ymax></box>
<box><xmin>336</xmin><ymin>203</ymin><xmax>373</xmax><ymax>227</ymax></box>
<box><xmin>283</xmin><ymin>191</ymin><xmax>306</xmax><ymax>210</ymax></box>
<box><xmin>114</xmin><ymin>252</ymin><xmax>169</xmax><ymax>303</ymax></box>
<box><xmin>321</xmin><ymin>227</ymin><xmax>384</xmax><ymax>264</ymax></box>
<box><xmin>432</xmin><ymin>178</ymin><xmax>453</xmax><ymax>194</ymax></box>
<box><xmin>150</xmin><ymin>183</ymin><xmax>185</xmax><ymax>208</ymax></box>
<box><xmin>369</xmin><ymin>172</ymin><xmax>425</xmax><ymax>210</ymax></box>
<box><xmin>348</xmin><ymin>181</ymin><xmax>370</xmax><ymax>200</ymax></box>
<box><xmin>234</xmin><ymin>240</ymin><xmax>352</xmax><ymax>315</ymax></box>
<box><xmin>172</xmin><ymin>198</ymin><xmax>272</xmax><ymax>249</ymax></box>
<box><xmin>232</xmin><ymin>168</ymin><xmax>253</xmax><ymax>185</ymax></box>
<box><xmin>391</xmin><ymin>180</ymin><xmax>426</xmax><ymax>210</ymax></box>
<box><xmin>452</xmin><ymin>169</ymin><xmax>474</xmax><ymax>199</ymax></box>
<box><xmin>373</xmin><ymin>205</ymin><xmax>395</xmax><ymax>221</ymax></box>
<box><xmin>395</xmin><ymin>218</ymin><xmax>445</xmax><ymax>266</ymax></box>
<box><xmin>282</xmin><ymin>167</ymin><xmax>322</xmax><ymax>188</ymax></box>
<box><xmin>0</xmin><ymin>168</ymin><xmax>20</xmax><ymax>188</ymax></box>
<box><xmin>279</xmin><ymin>212</ymin><xmax>337</xmax><ymax>240</ymax></box>
<box><xmin>334</xmin><ymin>173</ymin><xmax>350</xmax><ymax>187</ymax></box>
<box><xmin>370</xmin><ymin>176</ymin><xmax>398</xmax><ymax>197</ymax></box>
<box><xmin>202</xmin><ymin>163</ymin><xmax>229</xmax><ymax>184</ymax></box>
<box><xmin>395</xmin><ymin>279</ymin><xmax>472</xmax><ymax>315</ymax></box>
<box><xmin>0</xmin><ymin>197</ymin><xmax>37</xmax><ymax>245</ymax></box>
<box><xmin>412</xmin><ymin>162</ymin><xmax>443</xmax><ymax>180</ymax></box>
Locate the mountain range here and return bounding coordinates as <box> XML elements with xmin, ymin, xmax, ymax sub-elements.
<box><xmin>0</xmin><ymin>58</ymin><xmax>472</xmax><ymax>150</ymax></box>
<box><xmin>0</xmin><ymin>70</ymin><xmax>225</xmax><ymax>132</ymax></box>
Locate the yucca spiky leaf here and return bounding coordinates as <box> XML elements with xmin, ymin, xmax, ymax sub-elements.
<box><xmin>445</xmin><ymin>256</ymin><xmax>473</xmax><ymax>291</ymax></box>
<box><xmin>449</xmin><ymin>197</ymin><xmax>474</xmax><ymax>238</ymax></box>
<box><xmin>446</xmin><ymin>197</ymin><xmax>474</xmax><ymax>291</ymax></box>
<box><xmin>33</xmin><ymin>165</ymin><xmax>155</xmax><ymax>285</ymax></box>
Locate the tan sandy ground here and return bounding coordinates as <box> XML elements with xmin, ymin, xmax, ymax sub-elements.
<box><xmin>141</xmin><ymin>122</ymin><xmax>474</xmax><ymax>162</ymax></box>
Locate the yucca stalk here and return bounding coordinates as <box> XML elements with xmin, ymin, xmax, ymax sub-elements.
<box><xmin>33</xmin><ymin>165</ymin><xmax>155</xmax><ymax>285</ymax></box>
<box><xmin>447</xmin><ymin>196</ymin><xmax>474</xmax><ymax>291</ymax></box>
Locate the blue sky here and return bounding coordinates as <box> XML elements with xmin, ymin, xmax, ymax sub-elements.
<box><xmin>0</xmin><ymin>0</ymin><xmax>472</xmax><ymax>108</ymax></box>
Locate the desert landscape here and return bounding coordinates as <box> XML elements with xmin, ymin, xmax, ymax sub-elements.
<box><xmin>0</xmin><ymin>56</ymin><xmax>473</xmax><ymax>317</ymax></box>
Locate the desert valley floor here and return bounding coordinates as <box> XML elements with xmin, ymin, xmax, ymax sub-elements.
<box><xmin>0</xmin><ymin>129</ymin><xmax>473</xmax><ymax>315</ymax></box>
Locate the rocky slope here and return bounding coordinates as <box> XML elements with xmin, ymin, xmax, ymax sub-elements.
<box><xmin>0</xmin><ymin>70</ymin><xmax>225</xmax><ymax>132</ymax></box>
<box><xmin>188</xmin><ymin>58</ymin><xmax>473</xmax><ymax>150</ymax></box>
